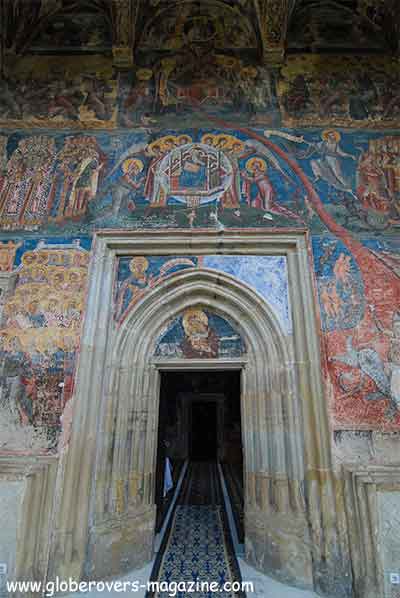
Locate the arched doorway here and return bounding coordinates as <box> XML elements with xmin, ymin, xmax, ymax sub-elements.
<box><xmin>48</xmin><ymin>232</ymin><xmax>352</xmax><ymax>597</ymax></box>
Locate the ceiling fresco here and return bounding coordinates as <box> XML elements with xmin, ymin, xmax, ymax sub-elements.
<box><xmin>287</xmin><ymin>0</ymin><xmax>388</xmax><ymax>52</ymax></box>
<box><xmin>137</xmin><ymin>1</ymin><xmax>259</xmax><ymax>52</ymax></box>
<box><xmin>1</xmin><ymin>0</ymin><xmax>398</xmax><ymax>69</ymax></box>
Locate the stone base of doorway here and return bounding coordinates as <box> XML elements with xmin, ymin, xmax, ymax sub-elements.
<box><xmin>64</xmin><ymin>558</ymin><xmax>325</xmax><ymax>598</ymax></box>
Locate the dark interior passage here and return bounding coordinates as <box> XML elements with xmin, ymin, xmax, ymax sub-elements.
<box><xmin>155</xmin><ymin>370</ymin><xmax>244</xmax><ymax>540</ymax></box>
<box><xmin>190</xmin><ymin>401</ymin><xmax>217</xmax><ymax>460</ymax></box>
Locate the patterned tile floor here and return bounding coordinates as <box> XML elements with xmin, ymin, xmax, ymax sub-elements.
<box><xmin>149</xmin><ymin>461</ymin><xmax>241</xmax><ymax>597</ymax></box>
<box><xmin>153</xmin><ymin>505</ymin><xmax>237</xmax><ymax>597</ymax></box>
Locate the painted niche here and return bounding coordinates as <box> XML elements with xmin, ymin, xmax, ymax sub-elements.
<box><xmin>154</xmin><ymin>308</ymin><xmax>245</xmax><ymax>359</ymax></box>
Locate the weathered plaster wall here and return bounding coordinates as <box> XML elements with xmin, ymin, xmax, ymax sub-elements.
<box><xmin>0</xmin><ymin>480</ymin><xmax>24</xmax><ymax>596</ymax></box>
<box><xmin>378</xmin><ymin>491</ymin><xmax>400</xmax><ymax>598</ymax></box>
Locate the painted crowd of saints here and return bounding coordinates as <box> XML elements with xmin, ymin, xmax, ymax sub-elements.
<box><xmin>0</xmin><ymin>126</ymin><xmax>400</xmax><ymax>452</ymax></box>
<box><xmin>0</xmin><ymin>240</ymin><xmax>90</xmax><ymax>453</ymax></box>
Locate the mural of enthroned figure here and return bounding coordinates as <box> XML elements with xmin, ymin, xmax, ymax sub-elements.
<box><xmin>149</xmin><ymin>141</ymin><xmax>232</xmax><ymax>211</ymax></box>
<box><xmin>201</xmin><ymin>135</ymin><xmax>253</xmax><ymax>211</ymax></box>
<box><xmin>173</xmin><ymin>146</ymin><xmax>209</xmax><ymax>192</ymax></box>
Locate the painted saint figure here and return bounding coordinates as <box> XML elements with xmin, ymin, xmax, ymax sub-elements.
<box><xmin>144</xmin><ymin>143</ymin><xmax>168</xmax><ymax>207</ymax></box>
<box><xmin>241</xmin><ymin>158</ymin><xmax>300</xmax><ymax>220</ymax></box>
<box><xmin>242</xmin><ymin>158</ymin><xmax>273</xmax><ymax>214</ymax></box>
<box><xmin>115</xmin><ymin>257</ymin><xmax>154</xmax><ymax>321</ymax></box>
<box><xmin>53</xmin><ymin>137</ymin><xmax>105</xmax><ymax>220</ymax></box>
<box><xmin>110</xmin><ymin>159</ymin><xmax>145</xmax><ymax>215</ymax></box>
<box><xmin>309</xmin><ymin>130</ymin><xmax>356</xmax><ymax>193</ymax></box>
<box><xmin>0</xmin><ymin>136</ymin><xmax>56</xmax><ymax>228</ymax></box>
<box><xmin>180</xmin><ymin>308</ymin><xmax>219</xmax><ymax>358</ymax></box>
<box><xmin>265</xmin><ymin>129</ymin><xmax>356</xmax><ymax>196</ymax></box>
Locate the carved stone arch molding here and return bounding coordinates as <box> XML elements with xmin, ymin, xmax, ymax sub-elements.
<box><xmin>47</xmin><ymin>231</ymin><xmax>353</xmax><ymax>597</ymax></box>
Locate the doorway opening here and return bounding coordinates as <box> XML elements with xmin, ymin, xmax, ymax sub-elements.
<box><xmin>190</xmin><ymin>401</ymin><xmax>217</xmax><ymax>460</ymax></box>
<box><xmin>155</xmin><ymin>370</ymin><xmax>244</xmax><ymax>542</ymax></box>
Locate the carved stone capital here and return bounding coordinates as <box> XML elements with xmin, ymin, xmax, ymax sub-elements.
<box><xmin>254</xmin><ymin>0</ymin><xmax>289</xmax><ymax>65</ymax></box>
<box><xmin>112</xmin><ymin>0</ymin><xmax>140</xmax><ymax>69</ymax></box>
<box><xmin>112</xmin><ymin>45</ymin><xmax>134</xmax><ymax>69</ymax></box>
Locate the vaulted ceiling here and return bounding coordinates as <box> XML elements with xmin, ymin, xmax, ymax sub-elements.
<box><xmin>0</xmin><ymin>0</ymin><xmax>399</xmax><ymax>74</ymax></box>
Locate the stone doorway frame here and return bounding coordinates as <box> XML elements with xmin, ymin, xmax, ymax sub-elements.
<box><xmin>49</xmin><ymin>230</ymin><xmax>352</xmax><ymax>597</ymax></box>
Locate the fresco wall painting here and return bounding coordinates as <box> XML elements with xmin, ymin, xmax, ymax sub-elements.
<box><xmin>0</xmin><ymin>122</ymin><xmax>400</xmax><ymax>455</ymax></box>
<box><xmin>0</xmin><ymin>57</ymin><xmax>118</xmax><ymax>129</ymax></box>
<box><xmin>115</xmin><ymin>255</ymin><xmax>291</xmax><ymax>334</ymax></box>
<box><xmin>0</xmin><ymin>239</ymin><xmax>90</xmax><ymax>454</ymax></box>
<box><xmin>279</xmin><ymin>56</ymin><xmax>400</xmax><ymax>128</ymax></box>
<box><xmin>154</xmin><ymin>308</ymin><xmax>245</xmax><ymax>359</ymax></box>
<box><xmin>1</xmin><ymin>54</ymin><xmax>400</xmax><ymax>130</ymax></box>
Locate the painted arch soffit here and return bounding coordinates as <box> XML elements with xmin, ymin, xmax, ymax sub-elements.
<box><xmin>111</xmin><ymin>265</ymin><xmax>291</xmax><ymax>369</ymax></box>
<box><xmin>114</xmin><ymin>255</ymin><xmax>292</xmax><ymax>335</ymax></box>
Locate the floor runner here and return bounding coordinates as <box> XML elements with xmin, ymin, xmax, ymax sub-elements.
<box><xmin>147</xmin><ymin>461</ymin><xmax>244</xmax><ymax>598</ymax></box>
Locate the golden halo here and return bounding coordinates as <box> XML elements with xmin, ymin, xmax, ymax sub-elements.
<box><xmin>35</xmin><ymin>331</ymin><xmax>51</xmax><ymax>354</ymax></box>
<box><xmin>241</xmin><ymin>66</ymin><xmax>258</xmax><ymax>79</ymax></box>
<box><xmin>182</xmin><ymin>308</ymin><xmax>208</xmax><ymax>335</ymax></box>
<box><xmin>68</xmin><ymin>268</ymin><xmax>82</xmax><ymax>280</ymax></box>
<box><xmin>136</xmin><ymin>68</ymin><xmax>153</xmax><ymax>81</ymax></box>
<box><xmin>322</xmin><ymin>129</ymin><xmax>341</xmax><ymax>142</ymax></box>
<box><xmin>161</xmin><ymin>136</ymin><xmax>177</xmax><ymax>151</ymax></box>
<box><xmin>122</xmin><ymin>158</ymin><xmax>144</xmax><ymax>174</ymax></box>
<box><xmin>9</xmin><ymin>299</ymin><xmax>23</xmax><ymax>313</ymax></box>
<box><xmin>65</xmin><ymin>297</ymin><xmax>80</xmax><ymax>310</ymax></box>
<box><xmin>201</xmin><ymin>134</ymin><xmax>216</xmax><ymax>146</ymax></box>
<box><xmin>246</xmin><ymin>157</ymin><xmax>267</xmax><ymax>173</ymax></box>
<box><xmin>4</xmin><ymin>301</ymin><xmax>16</xmax><ymax>315</ymax></box>
<box><xmin>60</xmin><ymin>333</ymin><xmax>77</xmax><ymax>351</ymax></box>
<box><xmin>21</xmin><ymin>252</ymin><xmax>37</xmax><ymax>266</ymax></box>
<box><xmin>178</xmin><ymin>135</ymin><xmax>192</xmax><ymax>146</ymax></box>
<box><xmin>0</xmin><ymin>332</ymin><xmax>9</xmax><ymax>349</ymax></box>
<box><xmin>230</xmin><ymin>139</ymin><xmax>245</xmax><ymax>154</ymax></box>
<box><xmin>45</xmin><ymin>295</ymin><xmax>59</xmax><ymax>308</ymax></box>
<box><xmin>4</xmin><ymin>333</ymin><xmax>21</xmax><ymax>352</ymax></box>
<box><xmin>161</xmin><ymin>57</ymin><xmax>176</xmax><ymax>70</ymax></box>
<box><xmin>129</xmin><ymin>256</ymin><xmax>149</xmax><ymax>274</ymax></box>
<box><xmin>216</xmin><ymin>55</ymin><xmax>237</xmax><ymax>68</ymax></box>
<box><xmin>215</xmin><ymin>135</ymin><xmax>230</xmax><ymax>147</ymax></box>
<box><xmin>148</xmin><ymin>140</ymin><xmax>165</xmax><ymax>156</ymax></box>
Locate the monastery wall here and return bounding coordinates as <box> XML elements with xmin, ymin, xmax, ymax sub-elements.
<box><xmin>0</xmin><ymin>53</ymin><xmax>400</xmax><ymax>597</ymax></box>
